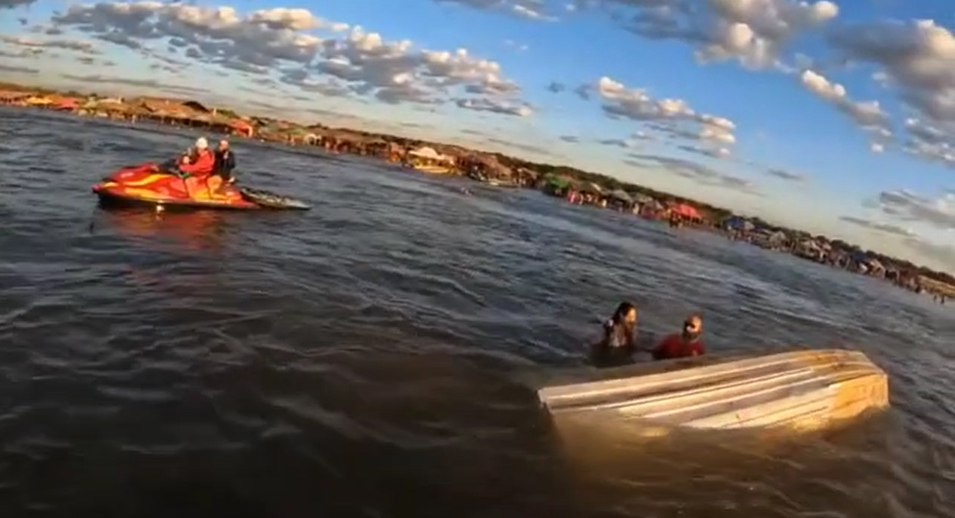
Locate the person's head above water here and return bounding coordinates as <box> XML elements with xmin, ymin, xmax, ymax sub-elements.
<box><xmin>195</xmin><ymin>137</ymin><xmax>209</xmax><ymax>150</ymax></box>
<box><xmin>682</xmin><ymin>313</ymin><xmax>703</xmax><ymax>342</ymax></box>
<box><xmin>611</xmin><ymin>301</ymin><xmax>638</xmax><ymax>326</ymax></box>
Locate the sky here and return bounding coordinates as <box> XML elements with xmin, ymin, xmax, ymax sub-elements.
<box><xmin>1</xmin><ymin>0</ymin><xmax>955</xmax><ymax>273</ymax></box>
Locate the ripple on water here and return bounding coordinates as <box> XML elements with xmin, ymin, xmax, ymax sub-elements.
<box><xmin>0</xmin><ymin>107</ymin><xmax>952</xmax><ymax>517</ymax></box>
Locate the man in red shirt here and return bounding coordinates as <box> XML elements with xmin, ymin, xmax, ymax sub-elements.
<box><xmin>178</xmin><ymin>137</ymin><xmax>217</xmax><ymax>197</ymax></box>
<box><xmin>651</xmin><ymin>314</ymin><xmax>705</xmax><ymax>360</ymax></box>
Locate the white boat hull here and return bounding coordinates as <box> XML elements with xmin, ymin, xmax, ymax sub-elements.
<box><xmin>536</xmin><ymin>349</ymin><xmax>889</xmax><ymax>436</ymax></box>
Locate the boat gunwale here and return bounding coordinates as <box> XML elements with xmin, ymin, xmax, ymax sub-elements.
<box><xmin>639</xmin><ymin>370</ymin><xmax>851</xmax><ymax>421</ymax></box>
<box><xmin>547</xmin><ymin>364</ymin><xmax>820</xmax><ymax>415</ymax></box>
<box><xmin>538</xmin><ymin>349</ymin><xmax>879</xmax><ymax>409</ymax></box>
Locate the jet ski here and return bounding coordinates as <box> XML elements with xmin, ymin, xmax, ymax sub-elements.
<box><xmin>91</xmin><ymin>162</ymin><xmax>310</xmax><ymax>211</ymax></box>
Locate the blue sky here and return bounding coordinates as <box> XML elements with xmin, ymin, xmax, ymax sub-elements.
<box><xmin>2</xmin><ymin>0</ymin><xmax>955</xmax><ymax>272</ymax></box>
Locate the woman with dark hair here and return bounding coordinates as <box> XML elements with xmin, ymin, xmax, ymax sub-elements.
<box><xmin>590</xmin><ymin>301</ymin><xmax>639</xmax><ymax>365</ymax></box>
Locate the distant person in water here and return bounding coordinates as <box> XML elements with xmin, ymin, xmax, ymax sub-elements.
<box><xmin>651</xmin><ymin>313</ymin><xmax>705</xmax><ymax>360</ymax></box>
<box><xmin>590</xmin><ymin>301</ymin><xmax>639</xmax><ymax>365</ymax></box>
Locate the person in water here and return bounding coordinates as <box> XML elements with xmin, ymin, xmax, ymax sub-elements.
<box><xmin>214</xmin><ymin>139</ymin><xmax>237</xmax><ymax>186</ymax></box>
<box><xmin>651</xmin><ymin>313</ymin><xmax>705</xmax><ymax>360</ymax></box>
<box><xmin>177</xmin><ymin>137</ymin><xmax>216</xmax><ymax>197</ymax></box>
<box><xmin>590</xmin><ymin>301</ymin><xmax>639</xmax><ymax>364</ymax></box>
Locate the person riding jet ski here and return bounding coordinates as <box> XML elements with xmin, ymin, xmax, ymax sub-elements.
<box><xmin>172</xmin><ymin>137</ymin><xmax>219</xmax><ymax>197</ymax></box>
<box><xmin>177</xmin><ymin>137</ymin><xmax>215</xmax><ymax>178</ymax></box>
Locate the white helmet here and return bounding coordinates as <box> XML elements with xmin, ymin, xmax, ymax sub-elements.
<box><xmin>195</xmin><ymin>137</ymin><xmax>208</xmax><ymax>150</ymax></box>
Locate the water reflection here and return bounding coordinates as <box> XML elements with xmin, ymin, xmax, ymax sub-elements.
<box><xmin>93</xmin><ymin>207</ymin><xmax>229</xmax><ymax>253</ymax></box>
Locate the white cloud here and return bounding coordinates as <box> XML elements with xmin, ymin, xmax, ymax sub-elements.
<box><xmin>625</xmin><ymin>152</ymin><xmax>760</xmax><ymax>194</ymax></box>
<box><xmin>873</xmin><ymin>189</ymin><xmax>955</xmax><ymax>231</ymax></box>
<box><xmin>590</xmin><ymin>75</ymin><xmax>738</xmax><ymax>146</ymax></box>
<box><xmin>678</xmin><ymin>143</ymin><xmax>731</xmax><ymax>159</ymax></box>
<box><xmin>503</xmin><ymin>39</ymin><xmax>529</xmax><ymax>51</ymax></box>
<box><xmin>829</xmin><ymin>20</ymin><xmax>955</xmax><ymax>123</ymax></box>
<box><xmin>591</xmin><ymin>0</ymin><xmax>838</xmax><ymax>69</ymax></box>
<box><xmin>246</xmin><ymin>7</ymin><xmax>345</xmax><ymax>31</ymax></box>
<box><xmin>455</xmin><ymin>97</ymin><xmax>533</xmax><ymax>115</ymax></box>
<box><xmin>798</xmin><ymin>69</ymin><xmax>892</xmax><ymax>151</ymax></box>
<box><xmin>0</xmin><ymin>34</ymin><xmax>100</xmax><ymax>55</ymax></box>
<box><xmin>0</xmin><ymin>63</ymin><xmax>38</xmax><ymax>73</ymax></box>
<box><xmin>0</xmin><ymin>0</ymin><xmax>34</xmax><ymax>9</ymax></box>
<box><xmin>902</xmin><ymin>117</ymin><xmax>955</xmax><ymax>166</ymax></box>
<box><xmin>596</xmin><ymin>131</ymin><xmax>652</xmax><ymax>148</ymax></box>
<box><xmin>827</xmin><ymin>19</ymin><xmax>955</xmax><ymax>166</ymax></box>
<box><xmin>434</xmin><ymin>0</ymin><xmax>557</xmax><ymax>21</ymax></box>
<box><xmin>839</xmin><ymin>216</ymin><xmax>913</xmax><ymax>238</ymax></box>
<box><xmin>765</xmin><ymin>167</ymin><xmax>807</xmax><ymax>182</ymax></box>
<box><xmin>60</xmin><ymin>73</ymin><xmax>209</xmax><ymax>97</ymax></box>
<box><xmin>47</xmin><ymin>1</ymin><xmax>531</xmax><ymax>113</ymax></box>
<box><xmin>839</xmin><ymin>212</ymin><xmax>955</xmax><ymax>271</ymax></box>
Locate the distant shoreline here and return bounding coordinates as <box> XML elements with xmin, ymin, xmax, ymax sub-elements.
<box><xmin>1</xmin><ymin>82</ymin><xmax>952</xmax><ymax>299</ymax></box>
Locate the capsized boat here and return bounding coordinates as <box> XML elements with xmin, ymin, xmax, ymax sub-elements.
<box><xmin>92</xmin><ymin>162</ymin><xmax>310</xmax><ymax>211</ymax></box>
<box><xmin>536</xmin><ymin>349</ymin><xmax>889</xmax><ymax>436</ymax></box>
<box><xmin>412</xmin><ymin>163</ymin><xmax>454</xmax><ymax>174</ymax></box>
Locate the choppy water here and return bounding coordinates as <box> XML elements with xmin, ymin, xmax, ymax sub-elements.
<box><xmin>0</xmin><ymin>107</ymin><xmax>953</xmax><ymax>517</ymax></box>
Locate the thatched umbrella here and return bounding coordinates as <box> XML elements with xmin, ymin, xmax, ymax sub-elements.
<box><xmin>609</xmin><ymin>189</ymin><xmax>633</xmax><ymax>203</ymax></box>
<box><xmin>578</xmin><ymin>182</ymin><xmax>603</xmax><ymax>195</ymax></box>
<box><xmin>95</xmin><ymin>101</ymin><xmax>148</xmax><ymax>117</ymax></box>
<box><xmin>462</xmin><ymin>153</ymin><xmax>512</xmax><ymax>178</ymax></box>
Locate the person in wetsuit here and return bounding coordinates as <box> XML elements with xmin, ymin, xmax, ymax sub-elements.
<box><xmin>590</xmin><ymin>301</ymin><xmax>639</xmax><ymax>366</ymax></box>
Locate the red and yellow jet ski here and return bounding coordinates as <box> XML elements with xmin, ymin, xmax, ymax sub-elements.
<box><xmin>92</xmin><ymin>162</ymin><xmax>310</xmax><ymax>211</ymax></box>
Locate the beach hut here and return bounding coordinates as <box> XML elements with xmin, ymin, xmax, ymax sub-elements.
<box><xmin>52</xmin><ymin>96</ymin><xmax>79</xmax><ymax>111</ymax></box>
<box><xmin>280</xmin><ymin>126</ymin><xmax>315</xmax><ymax>145</ymax></box>
<box><xmin>609</xmin><ymin>189</ymin><xmax>632</xmax><ymax>202</ymax></box>
<box><xmin>722</xmin><ymin>215</ymin><xmax>754</xmax><ymax>232</ymax></box>
<box><xmin>408</xmin><ymin>146</ymin><xmax>447</xmax><ymax>161</ymax></box>
<box><xmin>608</xmin><ymin>189</ymin><xmax>633</xmax><ymax>210</ymax></box>
<box><xmin>407</xmin><ymin>146</ymin><xmax>455</xmax><ymax>174</ymax></box>
<box><xmin>542</xmin><ymin>174</ymin><xmax>572</xmax><ymax>197</ymax></box>
<box><xmin>229</xmin><ymin>119</ymin><xmax>254</xmax><ymax>137</ymax></box>
<box><xmin>460</xmin><ymin>153</ymin><xmax>513</xmax><ymax>182</ymax></box>
<box><xmin>0</xmin><ymin>91</ymin><xmax>29</xmax><ymax>105</ymax></box>
<box><xmin>23</xmin><ymin>95</ymin><xmax>52</xmax><ymax>107</ymax></box>
<box><xmin>795</xmin><ymin>239</ymin><xmax>825</xmax><ymax>261</ymax></box>
<box><xmin>750</xmin><ymin>229</ymin><xmax>790</xmax><ymax>250</ymax></box>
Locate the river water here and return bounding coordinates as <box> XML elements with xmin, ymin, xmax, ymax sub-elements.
<box><xmin>0</xmin><ymin>107</ymin><xmax>953</xmax><ymax>517</ymax></box>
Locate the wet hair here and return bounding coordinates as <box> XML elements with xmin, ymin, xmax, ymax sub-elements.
<box><xmin>611</xmin><ymin>301</ymin><xmax>637</xmax><ymax>324</ymax></box>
